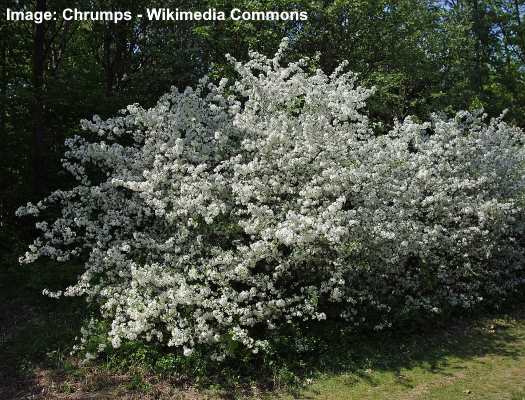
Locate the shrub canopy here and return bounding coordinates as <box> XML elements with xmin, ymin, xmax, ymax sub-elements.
<box><xmin>18</xmin><ymin>40</ymin><xmax>525</xmax><ymax>359</ymax></box>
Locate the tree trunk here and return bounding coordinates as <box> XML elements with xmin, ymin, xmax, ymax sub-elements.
<box><xmin>471</xmin><ymin>0</ymin><xmax>483</xmax><ymax>94</ymax></box>
<box><xmin>103</xmin><ymin>23</ymin><xmax>114</xmax><ymax>97</ymax></box>
<box><xmin>1</xmin><ymin>23</ymin><xmax>6</xmax><ymax>138</ymax></box>
<box><xmin>32</xmin><ymin>0</ymin><xmax>47</xmax><ymax>195</ymax></box>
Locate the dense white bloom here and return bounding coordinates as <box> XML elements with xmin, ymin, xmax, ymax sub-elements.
<box><xmin>17</xmin><ymin>39</ymin><xmax>525</xmax><ymax>357</ymax></box>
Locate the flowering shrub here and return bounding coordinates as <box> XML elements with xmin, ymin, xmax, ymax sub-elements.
<box><xmin>17</xmin><ymin>39</ymin><xmax>525</xmax><ymax>359</ymax></box>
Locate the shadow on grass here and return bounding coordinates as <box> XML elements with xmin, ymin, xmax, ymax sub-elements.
<box><xmin>275</xmin><ymin>308</ymin><xmax>525</xmax><ymax>400</ymax></box>
<box><xmin>211</xmin><ymin>306</ymin><xmax>525</xmax><ymax>399</ymax></box>
<box><xmin>0</xmin><ymin>259</ymin><xmax>85</xmax><ymax>399</ymax></box>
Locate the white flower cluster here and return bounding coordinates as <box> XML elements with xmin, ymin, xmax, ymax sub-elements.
<box><xmin>17</xmin><ymin>39</ymin><xmax>525</xmax><ymax>357</ymax></box>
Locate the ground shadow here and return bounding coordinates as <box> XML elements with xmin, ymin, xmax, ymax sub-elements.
<box><xmin>0</xmin><ymin>259</ymin><xmax>85</xmax><ymax>399</ymax></box>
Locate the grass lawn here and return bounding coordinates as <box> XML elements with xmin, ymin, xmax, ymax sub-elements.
<box><xmin>285</xmin><ymin>313</ymin><xmax>525</xmax><ymax>400</ymax></box>
<box><xmin>2</xmin><ymin>262</ymin><xmax>525</xmax><ymax>399</ymax></box>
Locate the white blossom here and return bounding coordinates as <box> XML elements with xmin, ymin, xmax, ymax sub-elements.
<box><xmin>17</xmin><ymin>39</ymin><xmax>525</xmax><ymax>357</ymax></box>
